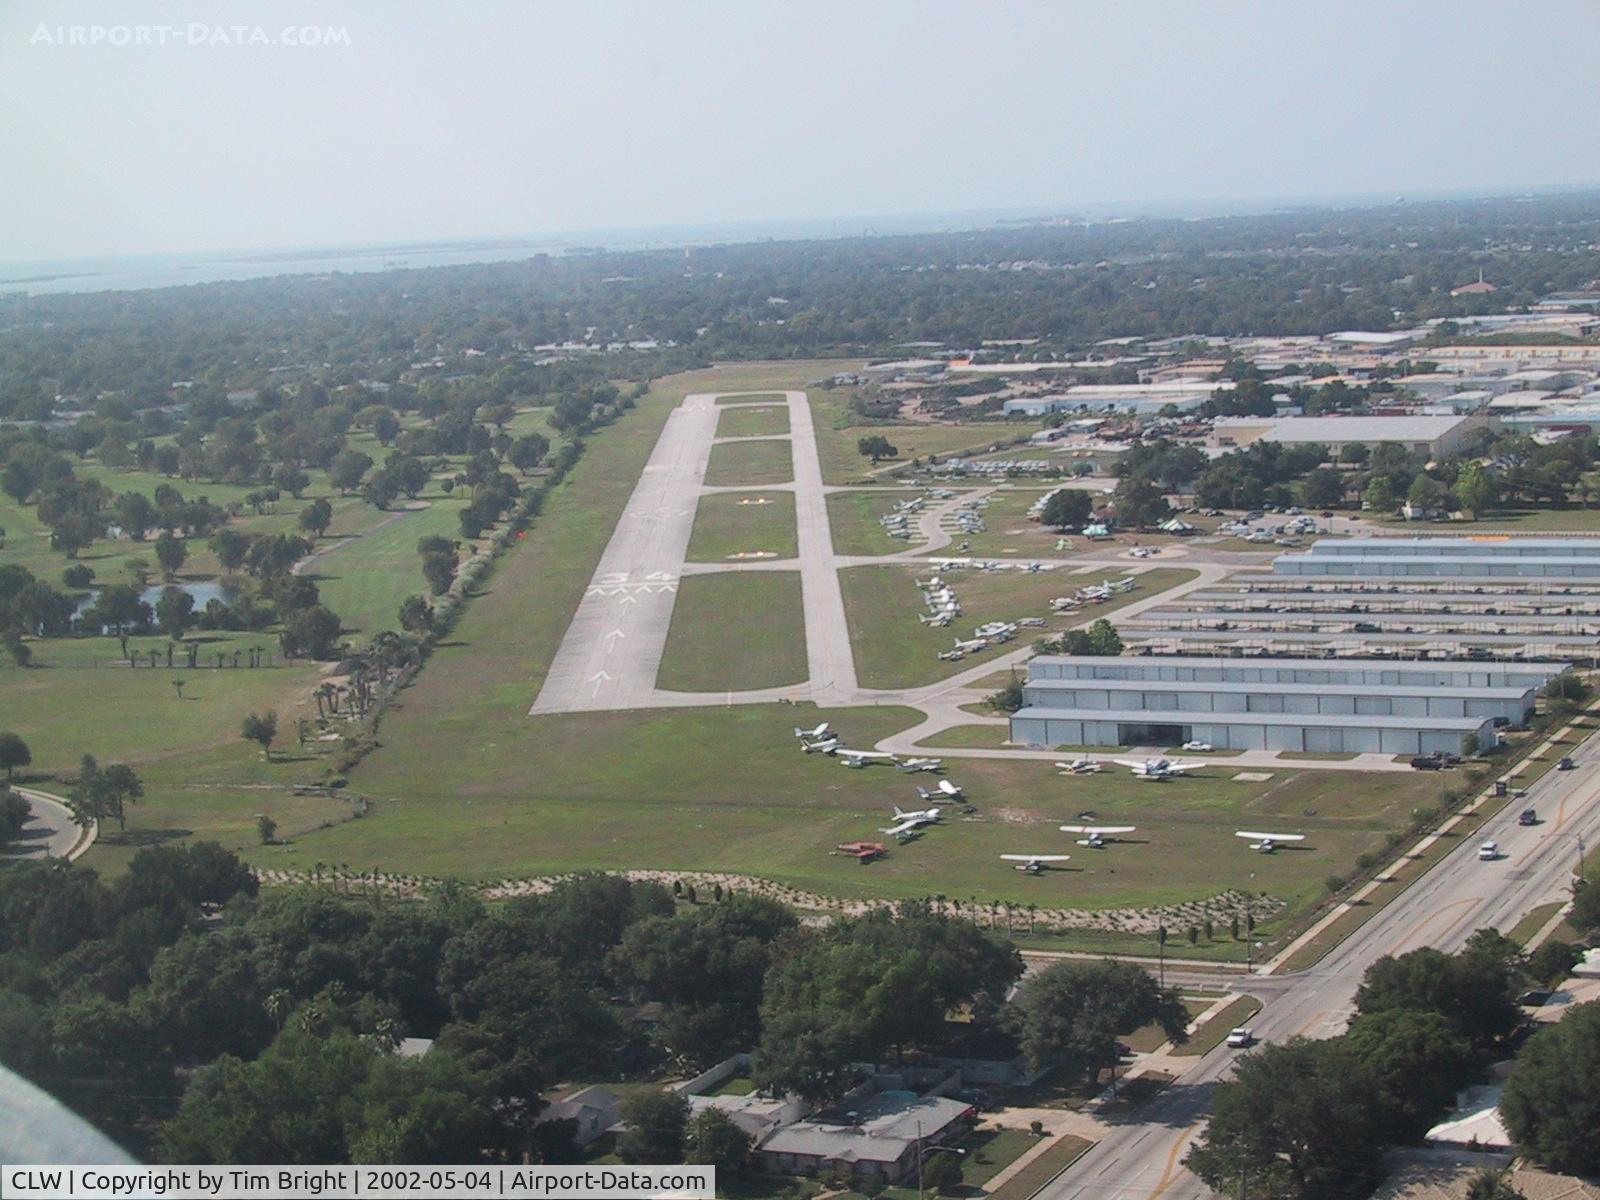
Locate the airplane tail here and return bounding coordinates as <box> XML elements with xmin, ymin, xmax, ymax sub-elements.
<box><xmin>893</xmin><ymin>806</ymin><xmax>908</xmax><ymax>819</ymax></box>
<box><xmin>916</xmin><ymin>787</ymin><xmax>931</xmax><ymax>801</ymax></box>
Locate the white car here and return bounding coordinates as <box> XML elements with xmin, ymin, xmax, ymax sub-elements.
<box><xmin>1182</xmin><ymin>741</ymin><xmax>1214</xmax><ymax>753</ymax></box>
<box><xmin>1226</xmin><ymin>1028</ymin><xmax>1254</xmax><ymax>1048</ymax></box>
<box><xmin>1478</xmin><ymin>841</ymin><xmax>1501</xmax><ymax>861</ymax></box>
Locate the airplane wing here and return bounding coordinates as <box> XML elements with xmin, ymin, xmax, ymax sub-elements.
<box><xmin>1001</xmin><ymin>854</ymin><xmax>1071</xmax><ymax>864</ymax></box>
<box><xmin>880</xmin><ymin>820</ymin><xmax>918</xmax><ymax>836</ymax></box>
<box><xmin>1236</xmin><ymin>831</ymin><xmax>1306</xmax><ymax>841</ymax></box>
<box><xmin>1166</xmin><ymin>761</ymin><xmax>1205</xmax><ymax>773</ymax></box>
<box><xmin>1083</xmin><ymin>825</ymin><xmax>1136</xmax><ymax>835</ymax></box>
<box><xmin>937</xmin><ymin>780</ymin><xmax>962</xmax><ymax>796</ymax></box>
<box><xmin>1113</xmin><ymin>759</ymin><xmax>1144</xmax><ymax>770</ymax></box>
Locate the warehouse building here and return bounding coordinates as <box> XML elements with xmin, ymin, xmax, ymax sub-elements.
<box><xmin>1027</xmin><ymin>654</ymin><xmax>1567</xmax><ymax>692</ymax></box>
<box><xmin>1124</xmin><ymin>629</ymin><xmax>1599</xmax><ymax>663</ymax></box>
<box><xmin>1211</xmin><ymin>414</ymin><xmax>1484</xmax><ymax>457</ymax></box>
<box><xmin>1010</xmin><ymin>655</ymin><xmax>1511</xmax><ymax>754</ymax></box>
<box><xmin>1277</xmin><ymin>537</ymin><xmax>1600</xmax><ymax>579</ymax></box>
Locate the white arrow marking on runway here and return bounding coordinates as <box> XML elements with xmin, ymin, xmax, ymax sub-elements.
<box><xmin>617</xmin><ymin>592</ymin><xmax>638</xmax><ymax>604</ymax></box>
<box><xmin>588</xmin><ymin>670</ymin><xmax>612</xmax><ymax>697</ymax></box>
<box><xmin>604</xmin><ymin>629</ymin><xmax>627</xmax><ymax>653</ymax></box>
<box><xmin>646</xmin><ymin>571</ymin><xmax>674</xmax><ymax>581</ymax></box>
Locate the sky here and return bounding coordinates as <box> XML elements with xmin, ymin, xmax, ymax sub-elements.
<box><xmin>4</xmin><ymin>0</ymin><xmax>1600</xmax><ymax>262</ymax></box>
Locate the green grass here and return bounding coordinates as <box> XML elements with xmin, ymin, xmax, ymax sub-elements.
<box><xmin>656</xmin><ymin>572</ymin><xmax>808</xmax><ymax>692</ymax></box>
<box><xmin>1172</xmin><ymin>995</ymin><xmax>1262</xmax><ymax>1056</ymax></box>
<box><xmin>704</xmin><ymin>438</ymin><xmax>794</xmax><ymax>487</ymax></box>
<box><xmin>808</xmin><ymin>391</ymin><xmax>1042</xmax><ymax>485</ymax></box>
<box><xmin>716</xmin><ymin>405</ymin><xmax>790</xmax><ymax>439</ymax></box>
<box><xmin>826</xmin><ymin>489</ymin><xmax>930</xmax><ymax>556</ymax></box>
<box><xmin>1509</xmin><ymin>901</ymin><xmax>1566</xmax><ymax>947</ymax></box>
<box><xmin>918</xmin><ymin>724</ymin><xmax>1014</xmax><ymax>749</ymax></box>
<box><xmin>1126</xmin><ymin>999</ymin><xmax>1211</xmax><ymax>1052</ymax></box>
<box><xmin>1372</xmin><ymin>507</ymin><xmax>1600</xmax><ymax>533</ymax></box>
<box><xmin>714</xmin><ymin>392</ymin><xmax>789</xmax><ymax>406</ymax></box>
<box><xmin>840</xmin><ymin>565</ymin><xmax>1197</xmax><ymax>689</ymax></box>
<box><xmin>983</xmin><ymin>1133</ymin><xmax>1094</xmax><ymax>1200</ymax></box>
<box><xmin>957</xmin><ymin>1127</ymin><xmax>1043</xmax><ymax>1187</ymax></box>
<box><xmin>684</xmin><ymin>492</ymin><xmax>798</xmax><ymax>563</ymax></box>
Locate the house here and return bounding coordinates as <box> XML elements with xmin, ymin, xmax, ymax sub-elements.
<box><xmin>539</xmin><ymin>1085</ymin><xmax>622</xmax><ymax>1147</ymax></box>
<box><xmin>1451</xmin><ymin>270</ymin><xmax>1498</xmax><ymax>297</ymax></box>
<box><xmin>687</xmin><ymin>1092</ymin><xmax>806</xmax><ymax>1143</ymax></box>
<box><xmin>758</xmin><ymin>1091</ymin><xmax>975</xmax><ymax>1185</ymax></box>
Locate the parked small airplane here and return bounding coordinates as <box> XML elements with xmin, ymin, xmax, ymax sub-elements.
<box><xmin>1059</xmin><ymin>824</ymin><xmax>1137</xmax><ymax>848</ymax></box>
<box><xmin>794</xmin><ymin>723</ymin><xmax>834</xmax><ymax>741</ymax></box>
<box><xmin>1055</xmin><ymin>757</ymin><xmax>1102</xmax><ymax>775</ymax></box>
<box><xmin>916</xmin><ymin>780</ymin><xmax>965</xmax><ymax>801</ymax></box>
<box><xmin>1117</xmin><ymin>758</ymin><xmax>1204</xmax><ymax>780</ymax></box>
<box><xmin>799</xmin><ymin>737</ymin><xmax>840</xmax><ymax>755</ymax></box>
<box><xmin>1001</xmin><ymin>853</ymin><xmax>1072</xmax><ymax>874</ymax></box>
<box><xmin>881</xmin><ymin>806</ymin><xmax>941</xmax><ymax>838</ymax></box>
<box><xmin>895</xmin><ymin>758</ymin><xmax>944</xmax><ymax>774</ymax></box>
<box><xmin>834</xmin><ymin>749</ymin><xmax>897</xmax><ymax>768</ymax></box>
<box><xmin>1236</xmin><ymin>830</ymin><xmax>1308</xmax><ymax>853</ymax></box>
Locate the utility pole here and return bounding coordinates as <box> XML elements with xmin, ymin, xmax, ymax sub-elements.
<box><xmin>916</xmin><ymin>1119</ymin><xmax>924</xmax><ymax>1200</ymax></box>
<box><xmin>1157</xmin><ymin>924</ymin><xmax>1167</xmax><ymax>988</ymax></box>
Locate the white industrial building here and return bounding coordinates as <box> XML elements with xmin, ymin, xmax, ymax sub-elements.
<box><xmin>1211</xmin><ymin>414</ymin><xmax>1484</xmax><ymax>457</ymax></box>
<box><xmin>1007</xmin><ymin>655</ymin><xmax>1535</xmax><ymax>754</ymax></box>
<box><xmin>1277</xmin><ymin>537</ymin><xmax>1600</xmax><ymax>579</ymax></box>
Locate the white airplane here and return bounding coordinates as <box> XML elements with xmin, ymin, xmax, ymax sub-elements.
<box><xmin>1116</xmin><ymin>758</ymin><xmax>1205</xmax><ymax>780</ymax></box>
<box><xmin>834</xmin><ymin>749</ymin><xmax>898</xmax><ymax>769</ymax></box>
<box><xmin>881</xmin><ymin>806</ymin><xmax>941</xmax><ymax>837</ymax></box>
<box><xmin>1001</xmin><ymin>853</ymin><xmax>1072</xmax><ymax>874</ymax></box>
<box><xmin>895</xmin><ymin>757</ymin><xmax>944</xmax><ymax>774</ymax></box>
<box><xmin>794</xmin><ymin>723</ymin><xmax>834</xmax><ymax>741</ymax></box>
<box><xmin>1236</xmin><ymin>830</ymin><xmax>1308</xmax><ymax>853</ymax></box>
<box><xmin>1059</xmin><ymin>824</ymin><xmax>1137</xmax><ymax>849</ymax></box>
<box><xmin>1055</xmin><ymin>757</ymin><xmax>1102</xmax><ymax>775</ymax></box>
<box><xmin>800</xmin><ymin>737</ymin><xmax>840</xmax><ymax>755</ymax></box>
<box><xmin>917</xmin><ymin>780</ymin><xmax>965</xmax><ymax>802</ymax></box>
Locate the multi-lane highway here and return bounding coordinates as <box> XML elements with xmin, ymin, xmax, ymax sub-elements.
<box><xmin>1046</xmin><ymin>726</ymin><xmax>1600</xmax><ymax>1200</ymax></box>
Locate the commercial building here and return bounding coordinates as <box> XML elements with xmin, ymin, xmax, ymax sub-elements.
<box><xmin>1009</xmin><ymin>655</ymin><xmax>1516</xmax><ymax>754</ymax></box>
<box><xmin>1002</xmin><ymin>381</ymin><xmax>1228</xmax><ymax>418</ymax></box>
<box><xmin>1211</xmin><ymin>415</ymin><xmax>1484</xmax><ymax>457</ymax></box>
<box><xmin>1124</xmin><ymin>629</ymin><xmax>1598</xmax><ymax>663</ymax></box>
<box><xmin>1028</xmin><ymin>654</ymin><xmax>1565</xmax><ymax>691</ymax></box>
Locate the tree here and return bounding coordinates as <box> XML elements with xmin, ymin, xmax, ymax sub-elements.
<box><xmin>1040</xmin><ymin>489</ymin><xmax>1092</xmax><ymax>530</ymax></box>
<box><xmin>257</xmin><ymin>814</ymin><xmax>278</xmax><ymax>844</ymax></box>
<box><xmin>154</xmin><ymin>531</ymin><xmax>187</xmax><ymax>580</ymax></box>
<box><xmin>1008</xmin><ymin>960</ymin><xmax>1187</xmax><ymax>1084</ymax></box>
<box><xmin>921</xmin><ymin>1151</ymin><xmax>963</xmax><ymax>1196</ymax></box>
<box><xmin>509</xmin><ymin>433</ymin><xmax>551</xmax><ymax>475</ymax></box>
<box><xmin>0</xmin><ymin>787</ymin><xmax>32</xmax><ymax>848</ymax></box>
<box><xmin>1500</xmin><ymin>1000</ymin><xmax>1600</xmax><ymax>1174</ymax></box>
<box><xmin>155</xmin><ymin>585</ymin><xmax>195</xmax><ymax>641</ymax></box>
<box><xmin>684</xmin><ymin>1108</ymin><xmax>753</xmax><ymax>1178</ymax></box>
<box><xmin>299</xmin><ymin>499</ymin><xmax>334</xmax><ymax>538</ymax></box>
<box><xmin>210</xmin><ymin>529</ymin><xmax>251</xmax><ymax>572</ymax></box>
<box><xmin>399</xmin><ymin>595</ymin><xmax>434</xmax><ymax>636</ymax></box>
<box><xmin>280</xmin><ymin>605</ymin><xmax>342</xmax><ymax>660</ymax></box>
<box><xmin>0</xmin><ymin>732</ymin><xmax>30</xmax><ymax>780</ymax></box>
<box><xmin>1186</xmin><ymin>1038</ymin><xmax>1384</xmax><ymax>1200</ymax></box>
<box><xmin>62</xmin><ymin>563</ymin><xmax>94</xmax><ymax>590</ymax></box>
<box><xmin>422</xmin><ymin>551</ymin><xmax>457</xmax><ymax>597</ymax></box>
<box><xmin>1363</xmin><ymin>474</ymin><xmax>1401</xmax><ymax>513</ymax></box>
<box><xmin>273</xmin><ymin>465</ymin><xmax>310</xmax><ymax>498</ymax></box>
<box><xmin>1342</xmin><ymin>1009</ymin><xmax>1478</xmax><ymax>1139</ymax></box>
<box><xmin>330</xmin><ymin>450</ymin><xmax>374</xmax><ymax>494</ymax></box>
<box><xmin>615</xmin><ymin>1090</ymin><xmax>688</xmax><ymax>1165</ymax></box>
<box><xmin>68</xmin><ymin>756</ymin><xmax>143</xmax><ymax>832</ymax></box>
<box><xmin>1453</xmin><ymin>462</ymin><xmax>1497</xmax><ymax>516</ymax></box>
<box><xmin>241</xmin><ymin>711</ymin><xmax>279</xmax><ymax>761</ymax></box>
<box><xmin>1465</xmin><ymin>1170</ymin><xmax>1524</xmax><ymax>1200</ymax></box>
<box><xmin>857</xmin><ymin>435</ymin><xmax>898</xmax><ymax>463</ymax></box>
<box><xmin>1085</xmin><ymin>618</ymin><xmax>1123</xmax><ymax>656</ymax></box>
<box><xmin>1407</xmin><ymin>472</ymin><xmax>1448</xmax><ymax>513</ymax></box>
<box><xmin>1111</xmin><ymin>476</ymin><xmax>1171</xmax><ymax>528</ymax></box>
<box><xmin>1354</xmin><ymin>946</ymin><xmax>1520</xmax><ymax>1050</ymax></box>
<box><xmin>1300</xmin><ymin>467</ymin><xmax>1345</xmax><ymax>509</ymax></box>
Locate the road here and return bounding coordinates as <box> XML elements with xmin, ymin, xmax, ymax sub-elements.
<box><xmin>4</xmin><ymin>787</ymin><xmax>94</xmax><ymax>861</ymax></box>
<box><xmin>1043</xmin><ymin>727</ymin><xmax>1600</xmax><ymax>1200</ymax></box>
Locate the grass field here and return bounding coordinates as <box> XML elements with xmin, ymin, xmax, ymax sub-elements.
<box><xmin>684</xmin><ymin>493</ymin><xmax>798</xmax><ymax>563</ymax></box>
<box><xmin>704</xmin><ymin>438</ymin><xmax>794</xmax><ymax>487</ymax></box>
<box><xmin>933</xmin><ymin>488</ymin><xmax>1208</xmax><ymax>561</ymax></box>
<box><xmin>714</xmin><ymin>392</ymin><xmax>788</xmax><ymax>406</ymax></box>
<box><xmin>716</xmin><ymin>405</ymin><xmax>790</xmax><ymax>439</ymax></box>
<box><xmin>826</xmin><ymin>489</ymin><xmax>930</xmax><ymax>556</ymax></box>
<box><xmin>656</xmin><ymin>573</ymin><xmax>808</xmax><ymax>692</ymax></box>
<box><xmin>840</xmin><ymin>565</ymin><xmax>1197</xmax><ymax>689</ymax></box>
<box><xmin>1373</xmin><ymin>507</ymin><xmax>1600</xmax><ymax>533</ymax></box>
<box><xmin>917</xmin><ymin>724</ymin><xmax>1014</xmax><ymax>749</ymax></box>
<box><xmin>808</xmin><ymin>391</ymin><xmax>1042</xmax><ymax>485</ymax></box>
<box><xmin>983</xmin><ymin>1134</ymin><xmax>1095</xmax><ymax>1200</ymax></box>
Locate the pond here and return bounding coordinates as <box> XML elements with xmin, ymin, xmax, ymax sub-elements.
<box><xmin>73</xmin><ymin>581</ymin><xmax>239</xmax><ymax>623</ymax></box>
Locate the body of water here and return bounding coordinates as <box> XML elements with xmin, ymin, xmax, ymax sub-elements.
<box><xmin>73</xmin><ymin>581</ymin><xmax>237</xmax><ymax>622</ymax></box>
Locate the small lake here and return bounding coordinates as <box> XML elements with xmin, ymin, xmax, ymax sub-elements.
<box><xmin>73</xmin><ymin>581</ymin><xmax>238</xmax><ymax>621</ymax></box>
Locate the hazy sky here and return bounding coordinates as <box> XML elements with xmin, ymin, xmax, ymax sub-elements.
<box><xmin>5</xmin><ymin>0</ymin><xmax>1600</xmax><ymax>262</ymax></box>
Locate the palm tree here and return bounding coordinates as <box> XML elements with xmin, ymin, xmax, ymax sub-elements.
<box><xmin>264</xmin><ymin>988</ymin><xmax>291</xmax><ymax>1031</ymax></box>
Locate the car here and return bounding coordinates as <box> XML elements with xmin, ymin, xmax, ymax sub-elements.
<box><xmin>1320</xmin><ymin>510</ymin><xmax>1334</xmax><ymax>518</ymax></box>
<box><xmin>1226</xmin><ymin>1028</ymin><xmax>1254</xmax><ymax>1048</ymax></box>
<box><xmin>1558</xmin><ymin>756</ymin><xmax>1575</xmax><ymax>770</ymax></box>
<box><xmin>1478</xmin><ymin>840</ymin><xmax>1500</xmax><ymax>861</ymax></box>
<box><xmin>1410</xmin><ymin>755</ymin><xmax>1442</xmax><ymax>770</ymax></box>
<box><xmin>1518</xmin><ymin>808</ymin><xmax>1539</xmax><ymax>826</ymax></box>
<box><xmin>1518</xmin><ymin>989</ymin><xmax>1553</xmax><ymax>1007</ymax></box>
<box><xmin>1182</xmin><ymin>741</ymin><xmax>1214</xmax><ymax>752</ymax></box>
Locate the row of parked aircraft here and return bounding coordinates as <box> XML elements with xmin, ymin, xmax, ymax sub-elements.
<box><xmin>1002</xmin><ymin>828</ymin><xmax>1306</xmax><ymax>873</ymax></box>
<box><xmin>1055</xmin><ymin>756</ymin><xmax>1206</xmax><ymax>780</ymax></box>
